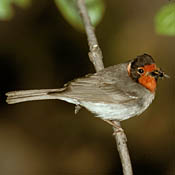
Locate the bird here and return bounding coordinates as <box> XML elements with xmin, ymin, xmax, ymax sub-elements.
<box><xmin>6</xmin><ymin>54</ymin><xmax>168</xmax><ymax>129</ymax></box>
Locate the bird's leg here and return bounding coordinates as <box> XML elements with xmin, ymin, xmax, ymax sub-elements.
<box><xmin>103</xmin><ymin>119</ymin><xmax>124</xmax><ymax>135</ymax></box>
<box><xmin>74</xmin><ymin>105</ymin><xmax>82</xmax><ymax>115</ymax></box>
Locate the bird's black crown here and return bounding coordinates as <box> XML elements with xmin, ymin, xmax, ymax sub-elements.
<box><xmin>131</xmin><ymin>53</ymin><xmax>155</xmax><ymax>69</ymax></box>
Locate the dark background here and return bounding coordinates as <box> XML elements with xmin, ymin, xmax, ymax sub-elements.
<box><xmin>0</xmin><ymin>0</ymin><xmax>174</xmax><ymax>175</ymax></box>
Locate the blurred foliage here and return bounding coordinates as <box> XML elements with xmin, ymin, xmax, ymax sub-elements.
<box><xmin>0</xmin><ymin>0</ymin><xmax>105</xmax><ymax>31</ymax></box>
<box><xmin>0</xmin><ymin>0</ymin><xmax>31</xmax><ymax>20</ymax></box>
<box><xmin>155</xmin><ymin>3</ymin><xmax>175</xmax><ymax>36</ymax></box>
<box><xmin>55</xmin><ymin>0</ymin><xmax>105</xmax><ymax>31</ymax></box>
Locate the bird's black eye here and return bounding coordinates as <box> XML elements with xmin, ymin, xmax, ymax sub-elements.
<box><xmin>137</xmin><ymin>68</ymin><xmax>144</xmax><ymax>74</ymax></box>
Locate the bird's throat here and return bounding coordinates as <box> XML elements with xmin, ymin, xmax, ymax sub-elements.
<box><xmin>138</xmin><ymin>76</ymin><xmax>156</xmax><ymax>92</ymax></box>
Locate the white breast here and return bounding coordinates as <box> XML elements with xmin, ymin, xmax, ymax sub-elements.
<box><xmin>81</xmin><ymin>92</ymin><xmax>154</xmax><ymax>120</ymax></box>
<box><xmin>58</xmin><ymin>92</ymin><xmax>155</xmax><ymax>121</ymax></box>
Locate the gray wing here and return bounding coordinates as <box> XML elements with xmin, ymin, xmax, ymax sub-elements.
<box><xmin>52</xmin><ymin>64</ymin><xmax>140</xmax><ymax>104</ymax></box>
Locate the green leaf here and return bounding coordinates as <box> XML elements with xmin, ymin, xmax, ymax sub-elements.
<box><xmin>155</xmin><ymin>3</ymin><xmax>175</xmax><ymax>36</ymax></box>
<box><xmin>13</xmin><ymin>0</ymin><xmax>31</xmax><ymax>8</ymax></box>
<box><xmin>0</xmin><ymin>0</ymin><xmax>13</xmax><ymax>20</ymax></box>
<box><xmin>55</xmin><ymin>0</ymin><xmax>105</xmax><ymax>31</ymax></box>
<box><xmin>0</xmin><ymin>0</ymin><xmax>31</xmax><ymax>20</ymax></box>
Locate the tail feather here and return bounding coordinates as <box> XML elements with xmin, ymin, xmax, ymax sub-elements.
<box><xmin>6</xmin><ymin>88</ymin><xmax>65</xmax><ymax>104</ymax></box>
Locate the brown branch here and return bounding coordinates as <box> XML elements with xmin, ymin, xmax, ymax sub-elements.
<box><xmin>77</xmin><ymin>0</ymin><xmax>104</xmax><ymax>72</ymax></box>
<box><xmin>113</xmin><ymin>121</ymin><xmax>133</xmax><ymax>175</ymax></box>
<box><xmin>76</xmin><ymin>0</ymin><xmax>133</xmax><ymax>174</ymax></box>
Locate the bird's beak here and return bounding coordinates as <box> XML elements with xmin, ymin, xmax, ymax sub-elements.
<box><xmin>151</xmin><ymin>69</ymin><xmax>170</xmax><ymax>79</ymax></box>
<box><xmin>162</xmin><ymin>72</ymin><xmax>170</xmax><ymax>78</ymax></box>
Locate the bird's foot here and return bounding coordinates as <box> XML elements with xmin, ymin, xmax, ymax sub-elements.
<box><xmin>103</xmin><ymin>119</ymin><xmax>124</xmax><ymax>135</ymax></box>
<box><xmin>74</xmin><ymin>105</ymin><xmax>82</xmax><ymax>115</ymax></box>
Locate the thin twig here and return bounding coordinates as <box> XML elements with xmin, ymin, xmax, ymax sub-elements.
<box><xmin>77</xmin><ymin>0</ymin><xmax>104</xmax><ymax>72</ymax></box>
<box><xmin>113</xmin><ymin>121</ymin><xmax>133</xmax><ymax>175</ymax></box>
<box><xmin>76</xmin><ymin>0</ymin><xmax>133</xmax><ymax>174</ymax></box>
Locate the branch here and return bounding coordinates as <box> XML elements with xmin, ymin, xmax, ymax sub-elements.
<box><xmin>113</xmin><ymin>121</ymin><xmax>133</xmax><ymax>175</ymax></box>
<box><xmin>77</xmin><ymin>0</ymin><xmax>104</xmax><ymax>72</ymax></box>
<box><xmin>76</xmin><ymin>0</ymin><xmax>133</xmax><ymax>174</ymax></box>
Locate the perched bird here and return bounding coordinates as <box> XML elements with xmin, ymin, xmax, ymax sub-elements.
<box><xmin>6</xmin><ymin>54</ymin><xmax>168</xmax><ymax>128</ymax></box>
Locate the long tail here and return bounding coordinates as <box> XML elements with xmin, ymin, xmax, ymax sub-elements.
<box><xmin>6</xmin><ymin>88</ymin><xmax>65</xmax><ymax>104</ymax></box>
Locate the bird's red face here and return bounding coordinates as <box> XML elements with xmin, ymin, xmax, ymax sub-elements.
<box><xmin>137</xmin><ymin>64</ymin><xmax>158</xmax><ymax>92</ymax></box>
<box><xmin>128</xmin><ymin>54</ymin><xmax>167</xmax><ymax>92</ymax></box>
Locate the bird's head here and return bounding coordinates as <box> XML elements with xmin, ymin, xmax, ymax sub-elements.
<box><xmin>128</xmin><ymin>53</ymin><xmax>169</xmax><ymax>92</ymax></box>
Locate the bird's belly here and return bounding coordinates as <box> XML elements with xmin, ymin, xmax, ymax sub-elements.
<box><xmin>81</xmin><ymin>92</ymin><xmax>155</xmax><ymax>120</ymax></box>
<box><xmin>58</xmin><ymin>93</ymin><xmax>154</xmax><ymax>121</ymax></box>
<box><xmin>80</xmin><ymin>101</ymin><xmax>141</xmax><ymax>120</ymax></box>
